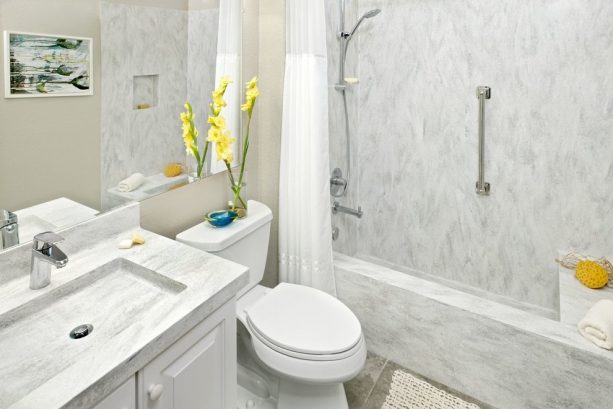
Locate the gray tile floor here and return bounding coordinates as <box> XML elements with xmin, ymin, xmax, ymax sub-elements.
<box><xmin>344</xmin><ymin>352</ymin><xmax>495</xmax><ymax>409</ymax></box>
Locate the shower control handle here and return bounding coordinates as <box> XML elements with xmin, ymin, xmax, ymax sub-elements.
<box><xmin>332</xmin><ymin>201</ymin><xmax>363</xmax><ymax>219</ymax></box>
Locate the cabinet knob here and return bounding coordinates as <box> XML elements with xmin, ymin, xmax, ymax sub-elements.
<box><xmin>148</xmin><ymin>384</ymin><xmax>164</xmax><ymax>401</ymax></box>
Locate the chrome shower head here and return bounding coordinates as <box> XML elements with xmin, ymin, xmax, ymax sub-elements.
<box><xmin>347</xmin><ymin>9</ymin><xmax>381</xmax><ymax>37</ymax></box>
<box><xmin>363</xmin><ymin>9</ymin><xmax>381</xmax><ymax>18</ymax></box>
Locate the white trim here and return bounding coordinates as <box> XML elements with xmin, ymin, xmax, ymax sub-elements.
<box><xmin>3</xmin><ymin>30</ymin><xmax>94</xmax><ymax>98</ymax></box>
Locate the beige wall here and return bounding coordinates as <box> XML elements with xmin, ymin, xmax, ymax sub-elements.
<box><xmin>0</xmin><ymin>0</ymin><xmax>102</xmax><ymax>211</ymax></box>
<box><xmin>140</xmin><ymin>172</ymin><xmax>228</xmax><ymax>238</ymax></box>
<box><xmin>255</xmin><ymin>0</ymin><xmax>284</xmax><ymax>287</ymax></box>
<box><xmin>0</xmin><ymin>0</ymin><xmax>285</xmax><ymax>287</ymax></box>
<box><xmin>0</xmin><ymin>0</ymin><xmax>189</xmax><ymax>212</ymax></box>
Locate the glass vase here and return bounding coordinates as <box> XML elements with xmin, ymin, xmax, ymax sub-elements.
<box><xmin>227</xmin><ymin>170</ymin><xmax>247</xmax><ymax>218</ymax></box>
<box><xmin>186</xmin><ymin>154</ymin><xmax>205</xmax><ymax>182</ymax></box>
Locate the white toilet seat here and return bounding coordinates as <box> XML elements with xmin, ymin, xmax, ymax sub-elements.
<box><xmin>237</xmin><ymin>283</ymin><xmax>367</xmax><ymax>384</ymax></box>
<box><xmin>245</xmin><ymin>283</ymin><xmax>363</xmax><ymax>358</ymax></box>
<box><xmin>251</xmin><ymin>329</ymin><xmax>367</xmax><ymax>384</ymax></box>
<box><xmin>247</xmin><ymin>317</ymin><xmax>363</xmax><ymax>361</ymax></box>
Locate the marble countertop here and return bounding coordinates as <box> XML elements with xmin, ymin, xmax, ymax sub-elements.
<box><xmin>14</xmin><ymin>197</ymin><xmax>99</xmax><ymax>244</ymax></box>
<box><xmin>0</xmin><ymin>204</ymin><xmax>248</xmax><ymax>409</ymax></box>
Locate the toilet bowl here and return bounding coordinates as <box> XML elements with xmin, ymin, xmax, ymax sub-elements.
<box><xmin>177</xmin><ymin>200</ymin><xmax>366</xmax><ymax>409</ymax></box>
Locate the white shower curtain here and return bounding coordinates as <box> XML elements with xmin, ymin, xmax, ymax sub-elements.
<box><xmin>211</xmin><ymin>0</ymin><xmax>241</xmax><ymax>173</ymax></box>
<box><xmin>279</xmin><ymin>0</ymin><xmax>335</xmax><ymax>295</ymax></box>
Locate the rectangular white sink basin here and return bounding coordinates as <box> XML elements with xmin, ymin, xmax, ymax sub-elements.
<box><xmin>0</xmin><ymin>258</ymin><xmax>186</xmax><ymax>408</ymax></box>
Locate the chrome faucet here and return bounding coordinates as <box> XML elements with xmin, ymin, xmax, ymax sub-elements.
<box><xmin>0</xmin><ymin>210</ymin><xmax>19</xmax><ymax>250</ymax></box>
<box><xmin>30</xmin><ymin>232</ymin><xmax>68</xmax><ymax>290</ymax></box>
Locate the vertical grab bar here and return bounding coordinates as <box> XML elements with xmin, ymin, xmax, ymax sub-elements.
<box><xmin>476</xmin><ymin>86</ymin><xmax>491</xmax><ymax>195</ymax></box>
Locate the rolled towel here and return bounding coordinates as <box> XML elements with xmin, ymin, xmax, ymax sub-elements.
<box><xmin>117</xmin><ymin>173</ymin><xmax>145</xmax><ymax>192</ymax></box>
<box><xmin>578</xmin><ymin>299</ymin><xmax>613</xmax><ymax>350</ymax></box>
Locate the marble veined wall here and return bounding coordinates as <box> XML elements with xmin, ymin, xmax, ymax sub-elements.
<box><xmin>101</xmin><ymin>3</ymin><xmax>187</xmax><ymax>210</ymax></box>
<box><xmin>326</xmin><ymin>0</ymin><xmax>361</xmax><ymax>256</ymax></box>
<box><xmin>331</xmin><ymin>0</ymin><xmax>613</xmax><ymax>314</ymax></box>
<box><xmin>187</xmin><ymin>8</ymin><xmax>219</xmax><ymax>155</ymax></box>
<box><xmin>101</xmin><ymin>3</ymin><xmax>218</xmax><ymax>210</ymax></box>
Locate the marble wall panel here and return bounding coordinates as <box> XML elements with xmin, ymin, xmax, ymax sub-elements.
<box><xmin>187</xmin><ymin>7</ymin><xmax>219</xmax><ymax>165</ymax></box>
<box><xmin>101</xmin><ymin>3</ymin><xmax>189</xmax><ymax>210</ymax></box>
<box><xmin>328</xmin><ymin>0</ymin><xmax>613</xmax><ymax>313</ymax></box>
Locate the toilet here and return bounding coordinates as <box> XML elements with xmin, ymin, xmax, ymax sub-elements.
<box><xmin>177</xmin><ymin>200</ymin><xmax>366</xmax><ymax>409</ymax></box>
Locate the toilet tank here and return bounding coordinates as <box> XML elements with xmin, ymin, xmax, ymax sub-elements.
<box><xmin>176</xmin><ymin>200</ymin><xmax>273</xmax><ymax>297</ymax></box>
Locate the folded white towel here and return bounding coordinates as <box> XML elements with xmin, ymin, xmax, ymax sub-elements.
<box><xmin>117</xmin><ymin>173</ymin><xmax>145</xmax><ymax>192</ymax></box>
<box><xmin>578</xmin><ymin>299</ymin><xmax>613</xmax><ymax>350</ymax></box>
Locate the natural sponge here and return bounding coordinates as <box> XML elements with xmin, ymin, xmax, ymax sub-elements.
<box><xmin>164</xmin><ymin>163</ymin><xmax>183</xmax><ymax>177</ymax></box>
<box><xmin>576</xmin><ymin>260</ymin><xmax>609</xmax><ymax>289</ymax></box>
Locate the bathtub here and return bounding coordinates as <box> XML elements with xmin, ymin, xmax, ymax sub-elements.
<box><xmin>334</xmin><ymin>253</ymin><xmax>613</xmax><ymax>409</ymax></box>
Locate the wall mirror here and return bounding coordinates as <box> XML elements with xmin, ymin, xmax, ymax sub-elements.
<box><xmin>0</xmin><ymin>0</ymin><xmax>244</xmax><ymax>251</ymax></box>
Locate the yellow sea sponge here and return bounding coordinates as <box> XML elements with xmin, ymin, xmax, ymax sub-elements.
<box><xmin>164</xmin><ymin>163</ymin><xmax>183</xmax><ymax>177</ymax></box>
<box><xmin>575</xmin><ymin>260</ymin><xmax>609</xmax><ymax>289</ymax></box>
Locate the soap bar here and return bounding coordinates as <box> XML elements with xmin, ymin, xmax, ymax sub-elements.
<box><xmin>132</xmin><ymin>233</ymin><xmax>145</xmax><ymax>245</ymax></box>
<box><xmin>118</xmin><ymin>239</ymin><xmax>133</xmax><ymax>249</ymax></box>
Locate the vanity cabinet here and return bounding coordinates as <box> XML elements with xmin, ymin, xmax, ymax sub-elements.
<box><xmin>140</xmin><ymin>300</ymin><xmax>237</xmax><ymax>409</ymax></box>
<box><xmin>92</xmin><ymin>299</ymin><xmax>236</xmax><ymax>409</ymax></box>
<box><xmin>93</xmin><ymin>376</ymin><xmax>136</xmax><ymax>409</ymax></box>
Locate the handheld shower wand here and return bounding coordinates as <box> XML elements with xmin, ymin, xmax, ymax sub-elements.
<box><xmin>331</xmin><ymin>3</ymin><xmax>381</xmax><ymax>236</ymax></box>
<box><xmin>346</xmin><ymin>9</ymin><xmax>381</xmax><ymax>38</ymax></box>
<box><xmin>337</xmin><ymin>8</ymin><xmax>381</xmax><ymax>90</ymax></box>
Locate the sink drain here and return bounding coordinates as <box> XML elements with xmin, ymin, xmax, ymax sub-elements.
<box><xmin>69</xmin><ymin>324</ymin><xmax>93</xmax><ymax>339</ymax></box>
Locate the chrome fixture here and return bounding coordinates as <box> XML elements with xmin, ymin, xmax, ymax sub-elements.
<box><xmin>337</xmin><ymin>7</ymin><xmax>381</xmax><ymax>90</ymax></box>
<box><xmin>332</xmin><ymin>201</ymin><xmax>363</xmax><ymax>219</ymax></box>
<box><xmin>69</xmin><ymin>323</ymin><xmax>93</xmax><ymax>339</ymax></box>
<box><xmin>330</xmin><ymin>168</ymin><xmax>348</xmax><ymax>197</ymax></box>
<box><xmin>333</xmin><ymin>2</ymin><xmax>381</xmax><ymax>208</ymax></box>
<box><xmin>30</xmin><ymin>231</ymin><xmax>68</xmax><ymax>290</ymax></box>
<box><xmin>332</xmin><ymin>227</ymin><xmax>340</xmax><ymax>241</ymax></box>
<box><xmin>476</xmin><ymin>86</ymin><xmax>491</xmax><ymax>196</ymax></box>
<box><xmin>0</xmin><ymin>210</ymin><xmax>19</xmax><ymax>249</ymax></box>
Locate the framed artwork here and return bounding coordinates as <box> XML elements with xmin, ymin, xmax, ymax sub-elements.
<box><xmin>3</xmin><ymin>31</ymin><xmax>93</xmax><ymax>98</ymax></box>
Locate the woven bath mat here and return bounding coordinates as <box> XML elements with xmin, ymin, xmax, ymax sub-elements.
<box><xmin>381</xmin><ymin>370</ymin><xmax>481</xmax><ymax>409</ymax></box>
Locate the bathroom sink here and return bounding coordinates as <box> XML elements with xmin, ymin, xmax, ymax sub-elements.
<box><xmin>16</xmin><ymin>214</ymin><xmax>57</xmax><ymax>243</ymax></box>
<box><xmin>0</xmin><ymin>258</ymin><xmax>186</xmax><ymax>408</ymax></box>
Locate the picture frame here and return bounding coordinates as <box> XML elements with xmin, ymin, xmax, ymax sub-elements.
<box><xmin>3</xmin><ymin>30</ymin><xmax>94</xmax><ymax>98</ymax></box>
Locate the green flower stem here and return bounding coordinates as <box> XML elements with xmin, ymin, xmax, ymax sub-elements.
<box><xmin>237</xmin><ymin>110</ymin><xmax>253</xmax><ymax>188</ymax></box>
<box><xmin>225</xmin><ymin>161</ymin><xmax>247</xmax><ymax>209</ymax></box>
<box><xmin>198</xmin><ymin>141</ymin><xmax>210</xmax><ymax>178</ymax></box>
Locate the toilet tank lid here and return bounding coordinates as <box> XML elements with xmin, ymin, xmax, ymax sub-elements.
<box><xmin>176</xmin><ymin>200</ymin><xmax>272</xmax><ymax>252</ymax></box>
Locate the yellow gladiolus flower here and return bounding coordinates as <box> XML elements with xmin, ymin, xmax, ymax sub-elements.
<box><xmin>207</xmin><ymin>126</ymin><xmax>221</xmax><ymax>142</ymax></box>
<box><xmin>208</xmin><ymin>115</ymin><xmax>226</xmax><ymax>128</ymax></box>
<box><xmin>213</xmin><ymin>92</ymin><xmax>226</xmax><ymax>109</ymax></box>
<box><xmin>179</xmin><ymin>101</ymin><xmax>209</xmax><ymax>178</ymax></box>
<box><xmin>181</xmin><ymin>102</ymin><xmax>199</xmax><ymax>155</ymax></box>
<box><xmin>213</xmin><ymin>130</ymin><xmax>235</xmax><ymax>164</ymax></box>
<box><xmin>246</xmin><ymin>76</ymin><xmax>257</xmax><ymax>89</ymax></box>
<box><xmin>219</xmin><ymin>76</ymin><xmax>232</xmax><ymax>90</ymax></box>
<box><xmin>241</xmin><ymin>77</ymin><xmax>259</xmax><ymax>113</ymax></box>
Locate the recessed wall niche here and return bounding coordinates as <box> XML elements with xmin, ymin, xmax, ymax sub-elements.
<box><xmin>133</xmin><ymin>74</ymin><xmax>159</xmax><ymax>110</ymax></box>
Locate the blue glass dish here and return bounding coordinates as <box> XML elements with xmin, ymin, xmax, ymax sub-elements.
<box><xmin>205</xmin><ymin>210</ymin><xmax>238</xmax><ymax>227</ymax></box>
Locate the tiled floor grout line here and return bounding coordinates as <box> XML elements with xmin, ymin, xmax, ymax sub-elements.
<box><xmin>359</xmin><ymin>359</ymin><xmax>389</xmax><ymax>409</ymax></box>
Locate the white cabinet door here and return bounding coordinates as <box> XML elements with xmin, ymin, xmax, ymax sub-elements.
<box><xmin>93</xmin><ymin>375</ymin><xmax>136</xmax><ymax>409</ymax></box>
<box><xmin>141</xmin><ymin>300</ymin><xmax>236</xmax><ymax>409</ymax></box>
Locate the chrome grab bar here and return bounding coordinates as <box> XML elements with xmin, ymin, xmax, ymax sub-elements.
<box><xmin>332</xmin><ymin>201</ymin><xmax>363</xmax><ymax>218</ymax></box>
<box><xmin>476</xmin><ymin>86</ymin><xmax>491</xmax><ymax>195</ymax></box>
